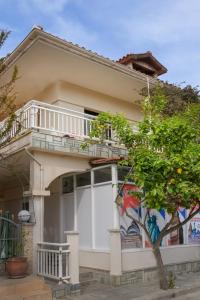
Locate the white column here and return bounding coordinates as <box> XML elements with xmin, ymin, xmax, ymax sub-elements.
<box><xmin>73</xmin><ymin>175</ymin><xmax>78</xmax><ymax>231</ymax></box>
<box><xmin>109</xmin><ymin>229</ymin><xmax>122</xmax><ymax>276</ymax></box>
<box><xmin>65</xmin><ymin>231</ymin><xmax>79</xmax><ymax>285</ymax></box>
<box><xmin>91</xmin><ymin>170</ymin><xmax>95</xmax><ymax>249</ymax></box>
<box><xmin>111</xmin><ymin>164</ymin><xmax>120</xmax><ymax>229</ymax></box>
<box><xmin>31</xmin><ymin>196</ymin><xmax>44</xmax><ymax>274</ymax></box>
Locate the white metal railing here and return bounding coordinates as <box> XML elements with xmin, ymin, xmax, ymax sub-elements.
<box><xmin>0</xmin><ymin>100</ymin><xmax>138</xmax><ymax>145</ymax></box>
<box><xmin>37</xmin><ymin>242</ymin><xmax>70</xmax><ymax>283</ymax></box>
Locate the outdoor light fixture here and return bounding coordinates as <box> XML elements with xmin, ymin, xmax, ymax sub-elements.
<box><xmin>18</xmin><ymin>210</ymin><xmax>31</xmax><ymax>223</ymax></box>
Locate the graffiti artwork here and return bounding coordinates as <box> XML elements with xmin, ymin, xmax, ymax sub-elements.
<box><xmin>118</xmin><ymin>184</ymin><xmax>142</xmax><ymax>249</ymax></box>
<box><xmin>188</xmin><ymin>213</ymin><xmax>200</xmax><ymax>244</ymax></box>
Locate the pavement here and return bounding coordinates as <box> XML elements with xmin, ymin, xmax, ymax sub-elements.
<box><xmin>63</xmin><ymin>271</ymin><xmax>200</xmax><ymax>300</ymax></box>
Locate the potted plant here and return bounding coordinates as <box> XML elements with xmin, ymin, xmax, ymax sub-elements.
<box><xmin>6</xmin><ymin>226</ymin><xmax>28</xmax><ymax>279</ymax></box>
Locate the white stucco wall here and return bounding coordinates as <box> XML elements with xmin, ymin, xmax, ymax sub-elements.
<box><xmin>79</xmin><ymin>249</ymin><xmax>110</xmax><ymax>271</ymax></box>
<box><xmin>36</xmin><ymin>81</ymin><xmax>142</xmax><ymax>123</ymax></box>
<box><xmin>94</xmin><ymin>183</ymin><xmax>113</xmax><ymax>249</ymax></box>
<box><xmin>122</xmin><ymin>245</ymin><xmax>200</xmax><ymax>271</ymax></box>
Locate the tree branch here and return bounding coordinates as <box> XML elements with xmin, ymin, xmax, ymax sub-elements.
<box><xmin>163</xmin><ymin>206</ymin><xmax>200</xmax><ymax>237</ymax></box>
<box><xmin>155</xmin><ymin>211</ymin><xmax>176</xmax><ymax>247</ymax></box>
<box><xmin>124</xmin><ymin>208</ymin><xmax>153</xmax><ymax>247</ymax></box>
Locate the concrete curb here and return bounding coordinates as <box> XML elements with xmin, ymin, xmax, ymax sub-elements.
<box><xmin>135</xmin><ymin>282</ymin><xmax>200</xmax><ymax>300</ymax></box>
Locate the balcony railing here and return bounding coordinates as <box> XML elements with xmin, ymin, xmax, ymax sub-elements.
<box><xmin>0</xmin><ymin>100</ymin><xmax>138</xmax><ymax>146</ymax></box>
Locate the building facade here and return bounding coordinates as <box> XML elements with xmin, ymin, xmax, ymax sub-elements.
<box><xmin>0</xmin><ymin>27</ymin><xmax>199</xmax><ymax>286</ymax></box>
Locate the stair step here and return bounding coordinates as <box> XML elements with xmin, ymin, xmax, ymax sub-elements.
<box><xmin>80</xmin><ymin>271</ymin><xmax>94</xmax><ymax>282</ymax></box>
<box><xmin>80</xmin><ymin>279</ymin><xmax>97</xmax><ymax>288</ymax></box>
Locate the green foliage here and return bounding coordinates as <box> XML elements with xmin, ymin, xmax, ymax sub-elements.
<box><xmin>141</xmin><ymin>83</ymin><xmax>200</xmax><ymax>117</ymax></box>
<box><xmin>88</xmin><ymin>86</ymin><xmax>200</xmax><ymax>215</ymax></box>
<box><xmin>0</xmin><ymin>29</ymin><xmax>18</xmax><ymax>146</ymax></box>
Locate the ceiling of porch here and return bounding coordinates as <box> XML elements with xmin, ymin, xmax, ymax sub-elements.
<box><xmin>0</xmin><ymin>151</ymin><xmax>30</xmax><ymax>194</ymax></box>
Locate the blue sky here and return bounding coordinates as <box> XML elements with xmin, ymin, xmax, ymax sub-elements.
<box><xmin>0</xmin><ymin>0</ymin><xmax>199</xmax><ymax>86</ymax></box>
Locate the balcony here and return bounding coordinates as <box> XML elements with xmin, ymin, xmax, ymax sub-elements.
<box><xmin>0</xmin><ymin>100</ymin><xmax>137</xmax><ymax>158</ymax></box>
<box><xmin>0</xmin><ymin>100</ymin><xmax>102</xmax><ymax>142</ymax></box>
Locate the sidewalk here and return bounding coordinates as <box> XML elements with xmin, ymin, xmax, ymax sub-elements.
<box><xmin>63</xmin><ymin>271</ymin><xmax>200</xmax><ymax>300</ymax></box>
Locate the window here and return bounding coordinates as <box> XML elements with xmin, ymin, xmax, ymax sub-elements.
<box><xmin>22</xmin><ymin>202</ymin><xmax>29</xmax><ymax>211</ymax></box>
<box><xmin>84</xmin><ymin>109</ymin><xmax>99</xmax><ymax>137</ymax></box>
<box><xmin>117</xmin><ymin>166</ymin><xmax>132</xmax><ymax>182</ymax></box>
<box><xmin>77</xmin><ymin>172</ymin><xmax>91</xmax><ymax>187</ymax></box>
<box><xmin>94</xmin><ymin>166</ymin><xmax>112</xmax><ymax>184</ymax></box>
<box><xmin>62</xmin><ymin>176</ymin><xmax>74</xmax><ymax>194</ymax></box>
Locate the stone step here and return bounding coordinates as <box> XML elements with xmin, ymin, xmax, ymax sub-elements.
<box><xmin>79</xmin><ymin>271</ymin><xmax>94</xmax><ymax>282</ymax></box>
<box><xmin>80</xmin><ymin>278</ymin><xmax>97</xmax><ymax>288</ymax></box>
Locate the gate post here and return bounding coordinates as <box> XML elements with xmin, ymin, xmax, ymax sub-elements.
<box><xmin>109</xmin><ymin>229</ymin><xmax>122</xmax><ymax>285</ymax></box>
<box><xmin>22</xmin><ymin>223</ymin><xmax>34</xmax><ymax>274</ymax></box>
<box><xmin>65</xmin><ymin>231</ymin><xmax>80</xmax><ymax>292</ymax></box>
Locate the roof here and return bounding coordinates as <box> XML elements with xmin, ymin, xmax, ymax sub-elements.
<box><xmin>90</xmin><ymin>157</ymin><xmax>124</xmax><ymax>166</ymax></box>
<box><xmin>117</xmin><ymin>51</ymin><xmax>167</xmax><ymax>76</ymax></box>
<box><xmin>3</xmin><ymin>27</ymin><xmax>159</xmax><ymax>85</ymax></box>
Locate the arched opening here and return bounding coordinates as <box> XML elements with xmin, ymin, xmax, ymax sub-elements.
<box><xmin>43</xmin><ymin>165</ymin><xmax>117</xmax><ymax>249</ymax></box>
<box><xmin>44</xmin><ymin>172</ymin><xmax>76</xmax><ymax>243</ymax></box>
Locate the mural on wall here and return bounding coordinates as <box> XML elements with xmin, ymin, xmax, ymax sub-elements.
<box><xmin>188</xmin><ymin>211</ymin><xmax>200</xmax><ymax>244</ymax></box>
<box><xmin>145</xmin><ymin>209</ymin><xmax>166</xmax><ymax>247</ymax></box>
<box><xmin>117</xmin><ymin>182</ymin><xmax>199</xmax><ymax>248</ymax></box>
<box><xmin>168</xmin><ymin>208</ymin><xmax>185</xmax><ymax>246</ymax></box>
<box><xmin>117</xmin><ymin>184</ymin><xmax>142</xmax><ymax>249</ymax></box>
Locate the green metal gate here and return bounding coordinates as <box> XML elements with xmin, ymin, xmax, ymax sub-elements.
<box><xmin>0</xmin><ymin>212</ymin><xmax>21</xmax><ymax>261</ymax></box>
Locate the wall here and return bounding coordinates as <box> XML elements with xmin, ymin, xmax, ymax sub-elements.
<box><xmin>36</xmin><ymin>81</ymin><xmax>142</xmax><ymax>122</ymax></box>
<box><xmin>30</xmin><ymin>151</ymin><xmax>90</xmax><ymax>190</ymax></box>
<box><xmin>94</xmin><ymin>183</ymin><xmax>113</xmax><ymax>249</ymax></box>
<box><xmin>77</xmin><ymin>187</ymin><xmax>92</xmax><ymax>249</ymax></box>
<box><xmin>0</xmin><ymin>185</ymin><xmax>23</xmax><ymax>221</ymax></box>
<box><xmin>122</xmin><ymin>245</ymin><xmax>200</xmax><ymax>272</ymax></box>
<box><xmin>44</xmin><ymin>178</ymin><xmax>60</xmax><ymax>242</ymax></box>
<box><xmin>79</xmin><ymin>249</ymin><xmax>110</xmax><ymax>271</ymax></box>
<box><xmin>60</xmin><ymin>192</ymin><xmax>75</xmax><ymax>242</ymax></box>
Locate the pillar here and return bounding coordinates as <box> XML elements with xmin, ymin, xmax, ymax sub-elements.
<box><xmin>22</xmin><ymin>223</ymin><xmax>34</xmax><ymax>274</ymax></box>
<box><xmin>109</xmin><ymin>229</ymin><xmax>122</xmax><ymax>278</ymax></box>
<box><xmin>30</xmin><ymin>195</ymin><xmax>44</xmax><ymax>274</ymax></box>
<box><xmin>111</xmin><ymin>164</ymin><xmax>120</xmax><ymax>229</ymax></box>
<box><xmin>65</xmin><ymin>231</ymin><xmax>80</xmax><ymax>286</ymax></box>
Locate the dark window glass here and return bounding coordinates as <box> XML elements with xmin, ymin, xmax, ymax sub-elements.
<box><xmin>77</xmin><ymin>172</ymin><xmax>91</xmax><ymax>187</ymax></box>
<box><xmin>62</xmin><ymin>176</ymin><xmax>74</xmax><ymax>194</ymax></box>
<box><xmin>117</xmin><ymin>166</ymin><xmax>132</xmax><ymax>182</ymax></box>
<box><xmin>94</xmin><ymin>167</ymin><xmax>112</xmax><ymax>184</ymax></box>
<box><xmin>22</xmin><ymin>202</ymin><xmax>29</xmax><ymax>211</ymax></box>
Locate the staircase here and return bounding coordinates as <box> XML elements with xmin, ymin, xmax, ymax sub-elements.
<box><xmin>0</xmin><ymin>275</ymin><xmax>52</xmax><ymax>300</ymax></box>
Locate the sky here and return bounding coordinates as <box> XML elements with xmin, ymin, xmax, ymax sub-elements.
<box><xmin>0</xmin><ymin>0</ymin><xmax>199</xmax><ymax>86</ymax></box>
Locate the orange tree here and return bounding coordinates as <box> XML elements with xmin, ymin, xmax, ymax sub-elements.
<box><xmin>85</xmin><ymin>87</ymin><xmax>200</xmax><ymax>290</ymax></box>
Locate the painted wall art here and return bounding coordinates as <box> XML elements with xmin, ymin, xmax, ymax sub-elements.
<box><xmin>188</xmin><ymin>211</ymin><xmax>200</xmax><ymax>244</ymax></box>
<box><xmin>118</xmin><ymin>184</ymin><xmax>142</xmax><ymax>249</ymax></box>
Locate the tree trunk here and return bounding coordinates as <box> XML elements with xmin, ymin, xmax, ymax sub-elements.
<box><xmin>152</xmin><ymin>246</ymin><xmax>168</xmax><ymax>290</ymax></box>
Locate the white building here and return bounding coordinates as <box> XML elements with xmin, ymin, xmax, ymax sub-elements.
<box><xmin>0</xmin><ymin>27</ymin><xmax>199</xmax><ymax>288</ymax></box>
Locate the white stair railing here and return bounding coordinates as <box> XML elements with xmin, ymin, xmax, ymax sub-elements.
<box><xmin>37</xmin><ymin>242</ymin><xmax>70</xmax><ymax>283</ymax></box>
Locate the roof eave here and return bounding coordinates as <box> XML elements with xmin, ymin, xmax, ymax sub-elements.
<box><xmin>3</xmin><ymin>28</ymin><xmax>158</xmax><ymax>85</ymax></box>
